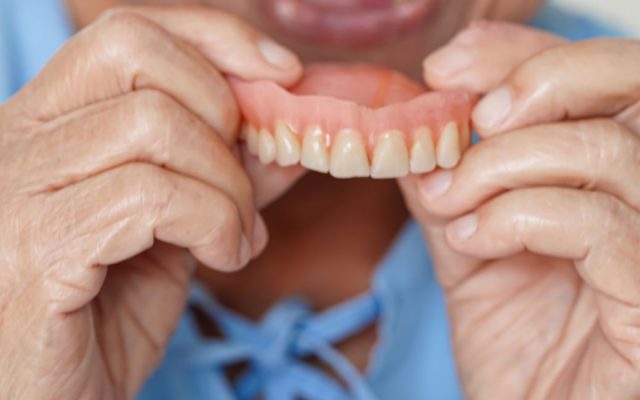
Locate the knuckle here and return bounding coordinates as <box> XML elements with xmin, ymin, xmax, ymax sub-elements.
<box><xmin>595</xmin><ymin>119</ymin><xmax>635</xmax><ymax>160</ymax></box>
<box><xmin>589</xmin><ymin>118</ymin><xmax>628</xmax><ymax>141</ymax></box>
<box><xmin>133</xmin><ymin>89</ymin><xmax>179</xmax><ymax>113</ymax></box>
<box><xmin>127</xmin><ymin>91</ymin><xmax>188</xmax><ymax>157</ymax></box>
<box><xmin>511</xmin><ymin>44</ymin><xmax>573</xmax><ymax>92</ymax></box>
<box><xmin>586</xmin><ymin>191</ymin><xmax>625</xmax><ymax>234</ymax></box>
<box><xmin>131</xmin><ymin>89</ymin><xmax>185</xmax><ymax>126</ymax></box>
<box><xmin>98</xmin><ymin>7</ymin><xmax>152</xmax><ymax>33</ymax></box>
<box><xmin>119</xmin><ymin>163</ymin><xmax>170</xmax><ymax>200</ymax></box>
<box><xmin>94</xmin><ymin>8</ymin><xmax>161</xmax><ymax>57</ymax></box>
<box><xmin>595</xmin><ymin>119</ymin><xmax>640</xmax><ymax>164</ymax></box>
<box><xmin>570</xmin><ymin>119</ymin><xmax>634</xmax><ymax>189</ymax></box>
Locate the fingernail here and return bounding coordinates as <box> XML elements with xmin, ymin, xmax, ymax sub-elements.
<box><xmin>238</xmin><ymin>235</ymin><xmax>252</xmax><ymax>267</ymax></box>
<box><xmin>447</xmin><ymin>213</ymin><xmax>478</xmax><ymax>242</ymax></box>
<box><xmin>252</xmin><ymin>213</ymin><xmax>268</xmax><ymax>253</ymax></box>
<box><xmin>420</xmin><ymin>170</ymin><xmax>453</xmax><ymax>199</ymax></box>
<box><xmin>473</xmin><ymin>86</ymin><xmax>513</xmax><ymax>130</ymax></box>
<box><xmin>257</xmin><ymin>38</ymin><xmax>298</xmax><ymax>69</ymax></box>
<box><xmin>426</xmin><ymin>47</ymin><xmax>475</xmax><ymax>78</ymax></box>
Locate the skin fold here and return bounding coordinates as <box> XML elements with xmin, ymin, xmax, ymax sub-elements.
<box><xmin>0</xmin><ymin>1</ymin><xmax>638</xmax><ymax>400</ymax></box>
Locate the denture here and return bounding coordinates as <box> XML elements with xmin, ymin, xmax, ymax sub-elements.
<box><xmin>230</xmin><ymin>64</ymin><xmax>475</xmax><ymax>179</ymax></box>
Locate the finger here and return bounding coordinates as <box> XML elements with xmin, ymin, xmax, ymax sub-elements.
<box><xmin>8</xmin><ymin>10</ymin><xmax>238</xmax><ymax>142</ymax></box>
<box><xmin>241</xmin><ymin>145</ymin><xmax>307</xmax><ymax>209</ymax></box>
<box><xmin>445</xmin><ymin>187</ymin><xmax>640</xmax><ymax>305</ymax></box>
<box><xmin>418</xmin><ymin>119</ymin><xmax>640</xmax><ymax>217</ymax></box>
<box><xmin>126</xmin><ymin>5</ymin><xmax>302</xmax><ymax>85</ymax></box>
<box><xmin>42</xmin><ymin>163</ymin><xmax>257</xmax><ymax>277</ymax></box>
<box><xmin>473</xmin><ymin>39</ymin><xmax>640</xmax><ymax>136</ymax></box>
<box><xmin>398</xmin><ymin>174</ymin><xmax>479</xmax><ymax>290</ymax></box>
<box><xmin>424</xmin><ymin>21</ymin><xmax>565</xmax><ymax>93</ymax></box>
<box><xmin>9</xmin><ymin>90</ymin><xmax>259</xmax><ymax>245</ymax></box>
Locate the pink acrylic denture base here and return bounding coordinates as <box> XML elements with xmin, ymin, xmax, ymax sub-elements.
<box><xmin>229</xmin><ymin>63</ymin><xmax>475</xmax><ymax>151</ymax></box>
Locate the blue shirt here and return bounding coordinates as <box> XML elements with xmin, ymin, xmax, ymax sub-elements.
<box><xmin>0</xmin><ymin>1</ymin><xmax>623</xmax><ymax>398</ymax></box>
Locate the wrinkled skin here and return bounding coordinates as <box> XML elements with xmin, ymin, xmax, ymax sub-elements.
<box><xmin>404</xmin><ymin>23</ymin><xmax>640</xmax><ymax>398</ymax></box>
<box><xmin>0</xmin><ymin>7</ymin><xmax>306</xmax><ymax>399</ymax></box>
<box><xmin>1</xmin><ymin>2</ymin><xmax>639</xmax><ymax>400</ymax></box>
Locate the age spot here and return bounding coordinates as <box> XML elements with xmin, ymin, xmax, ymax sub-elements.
<box><xmin>231</xmin><ymin>63</ymin><xmax>475</xmax><ymax>179</ymax></box>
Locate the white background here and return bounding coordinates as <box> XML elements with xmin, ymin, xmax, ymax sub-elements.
<box><xmin>551</xmin><ymin>0</ymin><xmax>640</xmax><ymax>36</ymax></box>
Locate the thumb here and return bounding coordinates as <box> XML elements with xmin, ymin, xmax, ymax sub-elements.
<box><xmin>423</xmin><ymin>21</ymin><xmax>565</xmax><ymax>94</ymax></box>
<box><xmin>132</xmin><ymin>5</ymin><xmax>303</xmax><ymax>86</ymax></box>
<box><xmin>241</xmin><ymin>146</ymin><xmax>307</xmax><ymax>209</ymax></box>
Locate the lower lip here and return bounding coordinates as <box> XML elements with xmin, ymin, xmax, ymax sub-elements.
<box><xmin>260</xmin><ymin>0</ymin><xmax>437</xmax><ymax>47</ymax></box>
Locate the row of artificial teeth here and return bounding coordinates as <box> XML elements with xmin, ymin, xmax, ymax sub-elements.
<box><xmin>242</xmin><ymin>121</ymin><xmax>466</xmax><ymax>179</ymax></box>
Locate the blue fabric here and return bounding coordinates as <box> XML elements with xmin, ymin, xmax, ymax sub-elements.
<box><xmin>0</xmin><ymin>1</ymin><xmax>626</xmax><ymax>399</ymax></box>
<box><xmin>0</xmin><ymin>0</ymin><xmax>73</xmax><ymax>102</ymax></box>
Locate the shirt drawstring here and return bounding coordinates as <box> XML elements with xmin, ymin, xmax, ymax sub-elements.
<box><xmin>166</xmin><ymin>284</ymin><xmax>381</xmax><ymax>400</ymax></box>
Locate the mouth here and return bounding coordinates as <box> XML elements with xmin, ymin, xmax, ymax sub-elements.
<box><xmin>260</xmin><ymin>0</ymin><xmax>438</xmax><ymax>47</ymax></box>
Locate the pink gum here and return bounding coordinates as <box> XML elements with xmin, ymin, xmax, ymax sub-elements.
<box><xmin>229</xmin><ymin>78</ymin><xmax>475</xmax><ymax>152</ymax></box>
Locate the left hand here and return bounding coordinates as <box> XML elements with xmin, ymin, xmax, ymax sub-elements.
<box><xmin>400</xmin><ymin>23</ymin><xmax>640</xmax><ymax>399</ymax></box>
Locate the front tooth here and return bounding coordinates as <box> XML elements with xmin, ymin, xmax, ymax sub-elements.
<box><xmin>371</xmin><ymin>130</ymin><xmax>409</xmax><ymax>179</ymax></box>
<box><xmin>245</xmin><ymin>124</ymin><xmax>259</xmax><ymax>155</ymax></box>
<box><xmin>436</xmin><ymin>122</ymin><xmax>461</xmax><ymax>169</ymax></box>
<box><xmin>410</xmin><ymin>127</ymin><xmax>436</xmax><ymax>174</ymax></box>
<box><xmin>301</xmin><ymin>126</ymin><xmax>330</xmax><ymax>173</ymax></box>
<box><xmin>274</xmin><ymin>120</ymin><xmax>301</xmax><ymax>166</ymax></box>
<box><xmin>258</xmin><ymin>128</ymin><xmax>276</xmax><ymax>164</ymax></box>
<box><xmin>330</xmin><ymin>129</ymin><xmax>370</xmax><ymax>178</ymax></box>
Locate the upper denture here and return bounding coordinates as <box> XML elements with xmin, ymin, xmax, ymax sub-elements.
<box><xmin>230</xmin><ymin>63</ymin><xmax>475</xmax><ymax>178</ymax></box>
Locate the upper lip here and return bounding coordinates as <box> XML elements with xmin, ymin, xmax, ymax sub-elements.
<box><xmin>261</xmin><ymin>0</ymin><xmax>436</xmax><ymax>47</ymax></box>
<box><xmin>303</xmin><ymin>0</ymin><xmax>404</xmax><ymax>9</ymax></box>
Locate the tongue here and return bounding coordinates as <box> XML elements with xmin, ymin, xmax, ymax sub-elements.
<box><xmin>291</xmin><ymin>63</ymin><xmax>426</xmax><ymax>108</ymax></box>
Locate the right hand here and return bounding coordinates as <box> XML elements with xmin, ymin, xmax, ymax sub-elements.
<box><xmin>0</xmin><ymin>6</ymin><xmax>301</xmax><ymax>399</ymax></box>
<box><xmin>406</xmin><ymin>22</ymin><xmax>640</xmax><ymax>398</ymax></box>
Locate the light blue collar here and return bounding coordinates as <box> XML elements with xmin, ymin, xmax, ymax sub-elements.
<box><xmin>153</xmin><ymin>219</ymin><xmax>457</xmax><ymax>400</ymax></box>
<box><xmin>173</xmin><ymin>283</ymin><xmax>380</xmax><ymax>400</ymax></box>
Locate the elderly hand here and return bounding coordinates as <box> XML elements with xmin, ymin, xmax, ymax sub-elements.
<box><xmin>401</xmin><ymin>22</ymin><xmax>640</xmax><ymax>399</ymax></box>
<box><xmin>0</xmin><ymin>6</ymin><xmax>301</xmax><ymax>399</ymax></box>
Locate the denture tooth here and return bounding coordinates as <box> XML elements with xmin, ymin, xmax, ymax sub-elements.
<box><xmin>258</xmin><ymin>128</ymin><xmax>276</xmax><ymax>164</ymax></box>
<box><xmin>371</xmin><ymin>130</ymin><xmax>410</xmax><ymax>179</ymax></box>
<box><xmin>301</xmin><ymin>126</ymin><xmax>330</xmax><ymax>173</ymax></box>
<box><xmin>436</xmin><ymin>122</ymin><xmax>461</xmax><ymax>169</ymax></box>
<box><xmin>410</xmin><ymin>127</ymin><xmax>437</xmax><ymax>174</ymax></box>
<box><xmin>330</xmin><ymin>129</ymin><xmax>370</xmax><ymax>178</ymax></box>
<box><xmin>245</xmin><ymin>124</ymin><xmax>260</xmax><ymax>155</ymax></box>
<box><xmin>274</xmin><ymin>120</ymin><xmax>301</xmax><ymax>166</ymax></box>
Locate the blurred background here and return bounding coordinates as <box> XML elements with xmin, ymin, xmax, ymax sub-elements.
<box><xmin>552</xmin><ymin>0</ymin><xmax>640</xmax><ymax>36</ymax></box>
